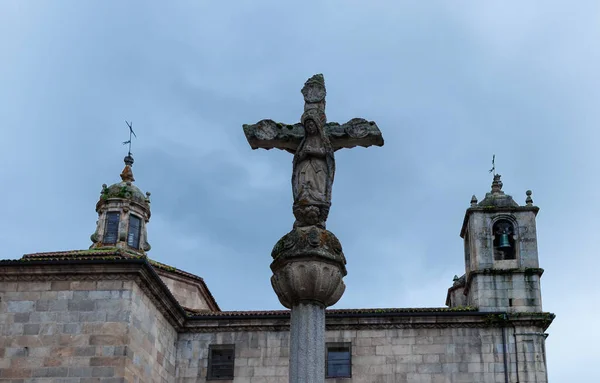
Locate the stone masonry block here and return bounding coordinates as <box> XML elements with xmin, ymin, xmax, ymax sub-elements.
<box><xmin>23</xmin><ymin>323</ymin><xmax>40</xmax><ymax>335</ymax></box>
<box><xmin>18</xmin><ymin>282</ymin><xmax>51</xmax><ymax>291</ymax></box>
<box><xmin>70</xmin><ymin>281</ymin><xmax>98</xmax><ymax>290</ymax></box>
<box><xmin>68</xmin><ymin>300</ymin><xmax>95</xmax><ymax>312</ymax></box>
<box><xmin>50</xmin><ymin>281</ymin><xmax>72</xmax><ymax>291</ymax></box>
<box><xmin>7</xmin><ymin>301</ymin><xmax>35</xmax><ymax>313</ymax></box>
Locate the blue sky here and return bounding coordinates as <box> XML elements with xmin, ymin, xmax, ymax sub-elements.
<box><xmin>1</xmin><ymin>1</ymin><xmax>598</xmax><ymax>381</ymax></box>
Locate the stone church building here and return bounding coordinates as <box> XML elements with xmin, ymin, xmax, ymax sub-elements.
<box><xmin>0</xmin><ymin>156</ymin><xmax>554</xmax><ymax>382</ymax></box>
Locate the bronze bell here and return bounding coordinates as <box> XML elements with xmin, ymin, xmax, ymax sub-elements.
<box><xmin>498</xmin><ymin>233</ymin><xmax>511</xmax><ymax>249</ymax></box>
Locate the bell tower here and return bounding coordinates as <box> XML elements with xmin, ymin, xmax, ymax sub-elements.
<box><xmin>459</xmin><ymin>174</ymin><xmax>543</xmax><ymax>312</ymax></box>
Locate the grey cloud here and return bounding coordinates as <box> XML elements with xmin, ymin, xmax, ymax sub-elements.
<box><xmin>1</xmin><ymin>1</ymin><xmax>598</xmax><ymax>380</ymax></box>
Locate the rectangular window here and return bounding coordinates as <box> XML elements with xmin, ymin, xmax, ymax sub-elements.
<box><xmin>103</xmin><ymin>212</ymin><xmax>120</xmax><ymax>244</ymax></box>
<box><xmin>207</xmin><ymin>344</ymin><xmax>235</xmax><ymax>380</ymax></box>
<box><xmin>127</xmin><ymin>215</ymin><xmax>141</xmax><ymax>249</ymax></box>
<box><xmin>326</xmin><ymin>342</ymin><xmax>351</xmax><ymax>378</ymax></box>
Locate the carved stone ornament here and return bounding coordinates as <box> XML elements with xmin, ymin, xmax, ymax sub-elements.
<box><xmin>270</xmin><ymin>226</ymin><xmax>346</xmax><ymax>308</ymax></box>
<box><xmin>271</xmin><ymin>226</ymin><xmax>345</xmax><ymax>266</ymax></box>
<box><xmin>301</xmin><ymin>74</ymin><xmax>327</xmax><ymax>104</ymax></box>
<box><xmin>270</xmin><ymin>259</ymin><xmax>346</xmax><ymax>309</ymax></box>
<box><xmin>243</xmin><ymin>119</ymin><xmax>383</xmax><ymax>153</ymax></box>
<box><xmin>243</xmin><ymin>74</ymin><xmax>384</xmax><ymax>312</ymax></box>
<box><xmin>254</xmin><ymin>119</ymin><xmax>279</xmax><ymax>141</ymax></box>
<box><xmin>242</xmin><ymin>73</ymin><xmax>384</xmax><ymax>229</ymax></box>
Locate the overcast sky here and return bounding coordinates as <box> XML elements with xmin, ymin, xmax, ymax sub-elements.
<box><xmin>1</xmin><ymin>1</ymin><xmax>598</xmax><ymax>381</ymax></box>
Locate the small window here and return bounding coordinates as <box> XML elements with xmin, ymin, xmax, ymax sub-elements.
<box><xmin>207</xmin><ymin>344</ymin><xmax>235</xmax><ymax>380</ymax></box>
<box><xmin>103</xmin><ymin>212</ymin><xmax>120</xmax><ymax>244</ymax></box>
<box><xmin>127</xmin><ymin>215</ymin><xmax>142</xmax><ymax>249</ymax></box>
<box><xmin>326</xmin><ymin>342</ymin><xmax>351</xmax><ymax>378</ymax></box>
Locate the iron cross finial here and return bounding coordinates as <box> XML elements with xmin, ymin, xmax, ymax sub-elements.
<box><xmin>489</xmin><ymin>154</ymin><xmax>496</xmax><ymax>176</ymax></box>
<box><xmin>123</xmin><ymin>120</ymin><xmax>137</xmax><ymax>157</ymax></box>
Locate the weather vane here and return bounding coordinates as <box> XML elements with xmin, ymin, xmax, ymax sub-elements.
<box><xmin>122</xmin><ymin>120</ymin><xmax>137</xmax><ymax>157</ymax></box>
<box><xmin>489</xmin><ymin>154</ymin><xmax>496</xmax><ymax>176</ymax></box>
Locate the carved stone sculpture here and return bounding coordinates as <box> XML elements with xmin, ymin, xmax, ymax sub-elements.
<box><xmin>242</xmin><ymin>74</ymin><xmax>384</xmax><ymax>383</ymax></box>
<box><xmin>244</xmin><ymin>74</ymin><xmax>383</xmax><ymax>229</ymax></box>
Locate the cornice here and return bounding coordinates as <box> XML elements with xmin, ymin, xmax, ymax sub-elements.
<box><xmin>184</xmin><ymin>312</ymin><xmax>555</xmax><ymax>333</ymax></box>
<box><xmin>464</xmin><ymin>267</ymin><xmax>544</xmax><ymax>295</ymax></box>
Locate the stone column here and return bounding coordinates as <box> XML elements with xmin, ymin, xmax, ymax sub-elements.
<box><xmin>289</xmin><ymin>303</ymin><xmax>325</xmax><ymax>381</ymax></box>
<box><xmin>270</xmin><ymin>226</ymin><xmax>347</xmax><ymax>383</ymax></box>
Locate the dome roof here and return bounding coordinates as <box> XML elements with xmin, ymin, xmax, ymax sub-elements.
<box><xmin>477</xmin><ymin>174</ymin><xmax>519</xmax><ymax>208</ymax></box>
<box><xmin>101</xmin><ymin>181</ymin><xmax>149</xmax><ymax>206</ymax></box>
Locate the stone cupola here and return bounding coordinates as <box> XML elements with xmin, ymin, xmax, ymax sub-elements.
<box><xmin>90</xmin><ymin>155</ymin><xmax>151</xmax><ymax>254</ymax></box>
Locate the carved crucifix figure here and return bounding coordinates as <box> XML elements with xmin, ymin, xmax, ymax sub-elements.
<box><xmin>243</xmin><ymin>74</ymin><xmax>384</xmax><ymax>228</ymax></box>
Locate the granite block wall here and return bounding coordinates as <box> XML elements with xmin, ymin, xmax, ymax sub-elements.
<box><xmin>125</xmin><ymin>282</ymin><xmax>177</xmax><ymax>383</ymax></box>
<box><xmin>0</xmin><ymin>279</ymin><xmax>177</xmax><ymax>383</ymax></box>
<box><xmin>468</xmin><ymin>273</ymin><xmax>542</xmax><ymax>312</ymax></box>
<box><xmin>176</xmin><ymin>326</ymin><xmax>548</xmax><ymax>383</ymax></box>
<box><xmin>0</xmin><ymin>280</ymin><xmax>133</xmax><ymax>381</ymax></box>
<box><xmin>176</xmin><ymin>331</ymin><xmax>289</xmax><ymax>383</ymax></box>
<box><xmin>0</xmin><ymin>279</ymin><xmax>548</xmax><ymax>383</ymax></box>
<box><xmin>157</xmin><ymin>273</ymin><xmax>211</xmax><ymax>312</ymax></box>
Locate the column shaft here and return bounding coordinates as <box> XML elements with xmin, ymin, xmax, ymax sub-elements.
<box><xmin>289</xmin><ymin>302</ymin><xmax>325</xmax><ymax>383</ymax></box>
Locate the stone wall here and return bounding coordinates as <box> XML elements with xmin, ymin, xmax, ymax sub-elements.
<box><xmin>0</xmin><ymin>279</ymin><xmax>133</xmax><ymax>380</ymax></box>
<box><xmin>0</xmin><ymin>278</ymin><xmax>177</xmax><ymax>382</ymax></box>
<box><xmin>176</xmin><ymin>331</ymin><xmax>289</xmax><ymax>383</ymax></box>
<box><xmin>446</xmin><ymin>286</ymin><xmax>467</xmax><ymax>308</ymax></box>
<box><xmin>156</xmin><ymin>271</ymin><xmax>213</xmax><ymax>312</ymax></box>
<box><xmin>468</xmin><ymin>272</ymin><xmax>543</xmax><ymax>313</ymax></box>
<box><xmin>176</xmin><ymin>325</ymin><xmax>548</xmax><ymax>383</ymax></box>
<box><xmin>125</xmin><ymin>282</ymin><xmax>177</xmax><ymax>382</ymax></box>
<box><xmin>0</xmin><ymin>261</ymin><xmax>551</xmax><ymax>383</ymax></box>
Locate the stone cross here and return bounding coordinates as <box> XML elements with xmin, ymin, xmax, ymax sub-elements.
<box><xmin>242</xmin><ymin>74</ymin><xmax>384</xmax><ymax>383</ymax></box>
<box><xmin>243</xmin><ymin>74</ymin><xmax>384</xmax><ymax>228</ymax></box>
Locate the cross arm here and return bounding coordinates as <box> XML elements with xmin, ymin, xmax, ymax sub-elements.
<box><xmin>326</xmin><ymin>118</ymin><xmax>384</xmax><ymax>151</ymax></box>
<box><xmin>242</xmin><ymin>119</ymin><xmax>303</xmax><ymax>153</ymax></box>
<box><xmin>242</xmin><ymin>117</ymin><xmax>384</xmax><ymax>153</ymax></box>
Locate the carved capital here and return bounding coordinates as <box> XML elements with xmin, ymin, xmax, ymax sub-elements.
<box><xmin>271</xmin><ymin>259</ymin><xmax>346</xmax><ymax>309</ymax></box>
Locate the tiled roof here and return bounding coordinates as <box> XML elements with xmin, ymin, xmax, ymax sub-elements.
<box><xmin>185</xmin><ymin>307</ymin><xmax>478</xmax><ymax>317</ymax></box>
<box><xmin>15</xmin><ymin>249</ymin><xmax>220</xmax><ymax>311</ymax></box>
<box><xmin>21</xmin><ymin>248</ymin><xmax>142</xmax><ymax>260</ymax></box>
